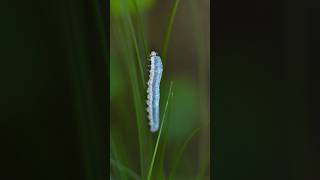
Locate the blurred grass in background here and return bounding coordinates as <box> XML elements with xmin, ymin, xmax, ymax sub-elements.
<box><xmin>110</xmin><ymin>0</ymin><xmax>210</xmax><ymax>179</ymax></box>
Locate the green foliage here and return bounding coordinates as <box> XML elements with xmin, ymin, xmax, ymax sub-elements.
<box><xmin>111</xmin><ymin>0</ymin><xmax>155</xmax><ymax>16</ymax></box>
<box><xmin>110</xmin><ymin>0</ymin><xmax>209</xmax><ymax>179</ymax></box>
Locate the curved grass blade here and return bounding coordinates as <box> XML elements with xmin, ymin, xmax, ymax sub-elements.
<box><xmin>161</xmin><ymin>0</ymin><xmax>181</xmax><ymax>65</ymax></box>
<box><xmin>110</xmin><ymin>159</ymin><xmax>141</xmax><ymax>180</ymax></box>
<box><xmin>117</xmin><ymin>17</ymin><xmax>150</xmax><ymax>177</ymax></box>
<box><xmin>168</xmin><ymin>122</ymin><xmax>208</xmax><ymax>180</ymax></box>
<box><xmin>147</xmin><ymin>81</ymin><xmax>174</xmax><ymax>180</ymax></box>
<box><xmin>110</xmin><ymin>134</ymin><xmax>126</xmax><ymax>180</ymax></box>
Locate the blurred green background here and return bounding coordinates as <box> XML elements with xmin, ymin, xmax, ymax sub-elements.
<box><xmin>0</xmin><ymin>0</ymin><xmax>106</xmax><ymax>179</ymax></box>
<box><xmin>110</xmin><ymin>0</ymin><xmax>210</xmax><ymax>179</ymax></box>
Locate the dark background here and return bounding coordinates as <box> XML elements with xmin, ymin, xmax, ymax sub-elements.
<box><xmin>214</xmin><ymin>0</ymin><xmax>320</xmax><ymax>179</ymax></box>
<box><xmin>0</xmin><ymin>0</ymin><xmax>107</xmax><ymax>179</ymax></box>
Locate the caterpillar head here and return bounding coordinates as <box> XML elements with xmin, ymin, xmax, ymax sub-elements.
<box><xmin>150</xmin><ymin>51</ymin><xmax>157</xmax><ymax>57</ymax></box>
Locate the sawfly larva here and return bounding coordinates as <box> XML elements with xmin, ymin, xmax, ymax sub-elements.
<box><xmin>146</xmin><ymin>51</ymin><xmax>163</xmax><ymax>133</ymax></box>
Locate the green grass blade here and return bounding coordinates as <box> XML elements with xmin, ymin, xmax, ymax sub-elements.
<box><xmin>161</xmin><ymin>0</ymin><xmax>181</xmax><ymax>65</ymax></box>
<box><xmin>126</xmin><ymin>52</ymin><xmax>146</xmax><ymax>178</ymax></box>
<box><xmin>155</xmin><ymin>110</ymin><xmax>171</xmax><ymax>179</ymax></box>
<box><xmin>117</xmin><ymin>16</ymin><xmax>148</xmax><ymax>178</ymax></box>
<box><xmin>147</xmin><ymin>81</ymin><xmax>174</xmax><ymax>180</ymax></box>
<box><xmin>168</xmin><ymin>122</ymin><xmax>208</xmax><ymax>180</ymax></box>
<box><xmin>133</xmin><ymin>0</ymin><xmax>149</xmax><ymax>59</ymax></box>
<box><xmin>110</xmin><ymin>133</ymin><xmax>128</xmax><ymax>180</ymax></box>
<box><xmin>110</xmin><ymin>159</ymin><xmax>141</xmax><ymax>180</ymax></box>
<box><xmin>127</xmin><ymin>15</ymin><xmax>146</xmax><ymax>86</ymax></box>
<box><xmin>154</xmin><ymin>82</ymin><xmax>176</xmax><ymax>179</ymax></box>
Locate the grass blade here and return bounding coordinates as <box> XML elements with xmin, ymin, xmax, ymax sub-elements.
<box><xmin>168</xmin><ymin>122</ymin><xmax>208</xmax><ymax>180</ymax></box>
<box><xmin>117</xmin><ymin>16</ymin><xmax>149</xmax><ymax>177</ymax></box>
<box><xmin>161</xmin><ymin>0</ymin><xmax>181</xmax><ymax>65</ymax></box>
<box><xmin>110</xmin><ymin>159</ymin><xmax>141</xmax><ymax>180</ymax></box>
<box><xmin>110</xmin><ymin>135</ymin><xmax>126</xmax><ymax>180</ymax></box>
<box><xmin>147</xmin><ymin>81</ymin><xmax>174</xmax><ymax>180</ymax></box>
<box><xmin>154</xmin><ymin>106</ymin><xmax>172</xmax><ymax>179</ymax></box>
<box><xmin>127</xmin><ymin>15</ymin><xmax>146</xmax><ymax>86</ymax></box>
<box><xmin>133</xmin><ymin>0</ymin><xmax>149</xmax><ymax>59</ymax></box>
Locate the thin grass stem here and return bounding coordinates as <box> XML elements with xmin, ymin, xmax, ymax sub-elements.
<box><xmin>147</xmin><ymin>81</ymin><xmax>174</xmax><ymax>180</ymax></box>
<box><xmin>127</xmin><ymin>15</ymin><xmax>146</xmax><ymax>86</ymax></box>
<box><xmin>161</xmin><ymin>0</ymin><xmax>181</xmax><ymax>65</ymax></box>
<box><xmin>168</xmin><ymin>122</ymin><xmax>208</xmax><ymax>180</ymax></box>
<box><xmin>110</xmin><ymin>159</ymin><xmax>141</xmax><ymax>180</ymax></box>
